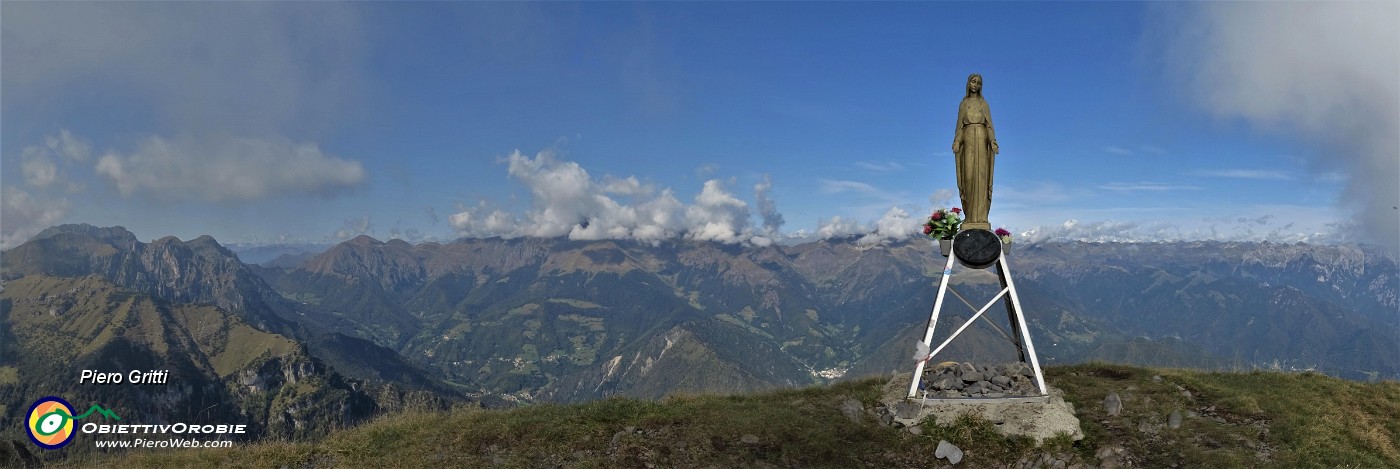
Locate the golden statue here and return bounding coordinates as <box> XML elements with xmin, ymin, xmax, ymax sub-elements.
<box><xmin>951</xmin><ymin>73</ymin><xmax>998</xmax><ymax>231</ymax></box>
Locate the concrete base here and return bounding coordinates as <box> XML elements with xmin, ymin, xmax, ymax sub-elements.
<box><xmin>883</xmin><ymin>373</ymin><xmax>1083</xmax><ymax>444</ymax></box>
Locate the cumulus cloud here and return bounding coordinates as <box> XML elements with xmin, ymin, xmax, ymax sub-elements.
<box><xmin>447</xmin><ymin>151</ymin><xmax>932</xmax><ymax>247</ymax></box>
<box><xmin>754</xmin><ymin>174</ymin><xmax>785</xmax><ymax>236</ymax></box>
<box><xmin>450</xmin><ymin>151</ymin><xmax>764</xmax><ymax>244</ymax></box>
<box><xmin>449</xmin><ymin>204</ymin><xmax>520</xmax><ymax>238</ymax></box>
<box><xmin>1</xmin><ymin>187</ymin><xmax>70</xmax><ymax>249</ymax></box>
<box><xmin>1156</xmin><ymin>2</ymin><xmax>1399</xmax><ymax>248</ymax></box>
<box><xmin>686</xmin><ymin>180</ymin><xmax>752</xmax><ymax>243</ymax></box>
<box><xmin>856</xmin><ymin>207</ymin><xmax>919</xmax><ymax>246</ymax></box>
<box><xmin>816</xmin><ymin>216</ymin><xmax>865</xmax><ymax>240</ymax></box>
<box><xmin>94</xmin><ymin>135</ymin><xmax>366</xmax><ymax>201</ymax></box>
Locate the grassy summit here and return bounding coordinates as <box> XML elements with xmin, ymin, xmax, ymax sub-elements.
<box><xmin>49</xmin><ymin>364</ymin><xmax>1400</xmax><ymax>468</ymax></box>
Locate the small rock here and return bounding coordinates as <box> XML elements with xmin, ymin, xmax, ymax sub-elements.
<box><xmin>906</xmin><ymin>425</ymin><xmax>923</xmax><ymax>435</ymax></box>
<box><xmin>958</xmin><ymin>362</ymin><xmax>977</xmax><ymax>375</ymax></box>
<box><xmin>935</xmin><ymin>440</ymin><xmax>963</xmax><ymax>465</ymax></box>
<box><xmin>839</xmin><ymin>399</ymin><xmax>865</xmax><ymax>423</ymax></box>
<box><xmin>610</xmin><ymin>430</ymin><xmax>627</xmax><ymax>447</ymax></box>
<box><xmin>962</xmin><ymin>371</ymin><xmax>984</xmax><ymax>383</ymax></box>
<box><xmin>991</xmin><ymin>375</ymin><xmax>1012</xmax><ymax>387</ymax></box>
<box><xmin>1138</xmin><ymin>420</ymin><xmax>1157</xmax><ymax>434</ymax></box>
<box><xmin>740</xmin><ymin>434</ymin><xmax>760</xmax><ymax>445</ymax></box>
<box><xmin>1152</xmin><ymin>375</ymin><xmax>1162</xmax><ymax>383</ymax></box>
<box><xmin>935</xmin><ymin>375</ymin><xmax>964</xmax><ymax>391</ymax></box>
<box><xmin>1168</xmin><ymin>410</ymin><xmax>1183</xmax><ymax>429</ymax></box>
<box><xmin>1182</xmin><ymin>390</ymin><xmax>1193</xmax><ymax>400</ymax></box>
<box><xmin>1104</xmin><ymin>392</ymin><xmax>1123</xmax><ymax>416</ymax></box>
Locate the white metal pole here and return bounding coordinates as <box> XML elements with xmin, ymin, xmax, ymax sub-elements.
<box><xmin>907</xmin><ymin>240</ymin><xmax>959</xmax><ymax>399</ymax></box>
<box><xmin>1000</xmin><ymin>254</ymin><xmax>1048</xmax><ymax>395</ymax></box>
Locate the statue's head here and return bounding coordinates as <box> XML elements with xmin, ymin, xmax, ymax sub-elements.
<box><xmin>965</xmin><ymin>73</ymin><xmax>983</xmax><ymax>98</ymax></box>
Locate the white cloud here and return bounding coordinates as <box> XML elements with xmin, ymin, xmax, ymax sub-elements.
<box><xmin>450</xmin><ymin>150</ymin><xmax>764</xmax><ymax>245</ymax></box>
<box><xmin>685</xmin><ymin>180</ymin><xmax>751</xmax><ymax>243</ymax></box>
<box><xmin>0</xmin><ymin>187</ymin><xmax>70</xmax><ymax>249</ymax></box>
<box><xmin>600</xmin><ymin>175</ymin><xmax>650</xmax><ymax>196</ymax></box>
<box><xmin>816</xmin><ymin>216</ymin><xmax>865</xmax><ymax>240</ymax></box>
<box><xmin>94</xmin><ymin>134</ymin><xmax>366</xmax><ymax>201</ymax></box>
<box><xmin>1020</xmin><ymin>219</ymin><xmax>1143</xmax><ymax>244</ymax></box>
<box><xmin>856</xmin><ymin>207</ymin><xmax>918</xmax><ymax>246</ymax></box>
<box><xmin>1157</xmin><ymin>2</ymin><xmax>1399</xmax><ymax>248</ymax></box>
<box><xmin>448</xmin><ymin>205</ymin><xmax>520</xmax><ymax>238</ymax></box>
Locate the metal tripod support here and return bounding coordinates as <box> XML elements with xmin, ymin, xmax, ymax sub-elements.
<box><xmin>907</xmin><ymin>237</ymin><xmax>1048</xmax><ymax>399</ymax></box>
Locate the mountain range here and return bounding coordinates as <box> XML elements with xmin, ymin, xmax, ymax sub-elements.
<box><xmin>2</xmin><ymin>224</ymin><xmax>1396</xmax><ymax>449</ymax></box>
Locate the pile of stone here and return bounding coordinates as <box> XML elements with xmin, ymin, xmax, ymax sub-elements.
<box><xmin>919</xmin><ymin>362</ymin><xmax>1040</xmax><ymax>398</ymax></box>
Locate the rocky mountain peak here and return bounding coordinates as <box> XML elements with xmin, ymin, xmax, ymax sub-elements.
<box><xmin>33</xmin><ymin>223</ymin><xmax>139</xmax><ymax>250</ymax></box>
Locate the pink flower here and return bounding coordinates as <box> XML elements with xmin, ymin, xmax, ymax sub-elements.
<box><xmin>950</xmin><ymin>207</ymin><xmax>962</xmax><ymax>214</ymax></box>
<box><xmin>995</xmin><ymin>228</ymin><xmax>1011</xmax><ymax>236</ymax></box>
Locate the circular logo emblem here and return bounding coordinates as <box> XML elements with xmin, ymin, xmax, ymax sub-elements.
<box><xmin>26</xmin><ymin>396</ymin><xmax>76</xmax><ymax>450</ymax></box>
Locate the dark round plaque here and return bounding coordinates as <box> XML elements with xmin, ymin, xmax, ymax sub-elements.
<box><xmin>953</xmin><ymin>229</ymin><xmax>1002</xmax><ymax>269</ymax></box>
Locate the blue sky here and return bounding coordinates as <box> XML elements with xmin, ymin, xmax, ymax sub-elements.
<box><xmin>3</xmin><ymin>2</ymin><xmax>1396</xmax><ymax>250</ymax></box>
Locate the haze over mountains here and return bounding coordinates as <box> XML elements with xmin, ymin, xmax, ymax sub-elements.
<box><xmin>2</xmin><ymin>224</ymin><xmax>1396</xmax><ymax>447</ymax></box>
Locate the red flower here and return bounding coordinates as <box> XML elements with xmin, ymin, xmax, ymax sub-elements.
<box><xmin>950</xmin><ymin>207</ymin><xmax>962</xmax><ymax>214</ymax></box>
<box><xmin>931</xmin><ymin>211</ymin><xmax>943</xmax><ymax>220</ymax></box>
<box><xmin>995</xmin><ymin>228</ymin><xmax>1011</xmax><ymax>236</ymax></box>
<box><xmin>923</xmin><ymin>225</ymin><xmax>933</xmax><ymax>235</ymax></box>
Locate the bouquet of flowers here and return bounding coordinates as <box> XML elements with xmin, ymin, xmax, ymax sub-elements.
<box><xmin>923</xmin><ymin>207</ymin><xmax>962</xmax><ymax>239</ymax></box>
<box><xmin>995</xmin><ymin>227</ymin><xmax>1012</xmax><ymax>245</ymax></box>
